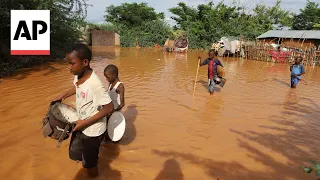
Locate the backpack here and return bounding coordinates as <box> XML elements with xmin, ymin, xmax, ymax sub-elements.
<box><xmin>41</xmin><ymin>102</ymin><xmax>77</xmax><ymax>148</ymax></box>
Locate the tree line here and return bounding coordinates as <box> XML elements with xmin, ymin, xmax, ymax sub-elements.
<box><xmin>99</xmin><ymin>0</ymin><xmax>320</xmax><ymax>49</ymax></box>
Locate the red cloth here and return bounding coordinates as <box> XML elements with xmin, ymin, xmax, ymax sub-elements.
<box><xmin>209</xmin><ymin>60</ymin><xmax>213</xmax><ymax>79</ymax></box>
<box><xmin>269</xmin><ymin>50</ymin><xmax>291</xmax><ymax>62</ymax></box>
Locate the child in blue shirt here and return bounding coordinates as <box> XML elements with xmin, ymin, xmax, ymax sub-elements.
<box><xmin>290</xmin><ymin>56</ymin><xmax>305</xmax><ymax>88</ymax></box>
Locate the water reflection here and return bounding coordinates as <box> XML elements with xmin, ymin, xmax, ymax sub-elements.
<box><xmin>0</xmin><ymin>47</ymin><xmax>319</xmax><ymax>179</ymax></box>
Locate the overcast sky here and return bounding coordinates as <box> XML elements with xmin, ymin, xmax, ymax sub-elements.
<box><xmin>85</xmin><ymin>0</ymin><xmax>309</xmax><ymax>25</ymax></box>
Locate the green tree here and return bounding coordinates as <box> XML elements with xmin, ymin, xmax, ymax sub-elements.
<box><xmin>169</xmin><ymin>0</ymin><xmax>293</xmax><ymax>49</ymax></box>
<box><xmin>116</xmin><ymin>20</ymin><xmax>172</xmax><ymax>47</ymax></box>
<box><xmin>292</xmin><ymin>13</ymin><xmax>314</xmax><ymax>30</ymax></box>
<box><xmin>313</xmin><ymin>23</ymin><xmax>320</xmax><ymax>30</ymax></box>
<box><xmin>169</xmin><ymin>2</ymin><xmax>243</xmax><ymax>48</ymax></box>
<box><xmin>104</xmin><ymin>2</ymin><xmax>164</xmax><ymax>27</ymax></box>
<box><xmin>104</xmin><ymin>2</ymin><xmax>171</xmax><ymax>47</ymax></box>
<box><xmin>136</xmin><ymin>20</ymin><xmax>172</xmax><ymax>47</ymax></box>
<box><xmin>246</xmin><ymin>0</ymin><xmax>293</xmax><ymax>38</ymax></box>
<box><xmin>292</xmin><ymin>0</ymin><xmax>320</xmax><ymax>30</ymax></box>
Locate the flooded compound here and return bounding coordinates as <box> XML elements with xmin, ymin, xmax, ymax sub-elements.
<box><xmin>1</xmin><ymin>47</ymin><xmax>320</xmax><ymax>180</ymax></box>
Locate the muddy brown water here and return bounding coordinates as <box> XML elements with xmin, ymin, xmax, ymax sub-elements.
<box><xmin>1</xmin><ymin>47</ymin><xmax>320</xmax><ymax>180</ymax></box>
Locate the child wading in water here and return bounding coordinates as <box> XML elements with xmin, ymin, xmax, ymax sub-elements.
<box><xmin>290</xmin><ymin>56</ymin><xmax>305</xmax><ymax>88</ymax></box>
<box><xmin>198</xmin><ymin>49</ymin><xmax>223</xmax><ymax>95</ymax></box>
<box><xmin>52</xmin><ymin>44</ymin><xmax>114</xmax><ymax>177</ymax></box>
<box><xmin>103</xmin><ymin>64</ymin><xmax>125</xmax><ymax>140</ymax></box>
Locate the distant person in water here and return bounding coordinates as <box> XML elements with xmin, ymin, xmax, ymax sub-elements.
<box><xmin>290</xmin><ymin>56</ymin><xmax>305</xmax><ymax>88</ymax></box>
<box><xmin>103</xmin><ymin>64</ymin><xmax>125</xmax><ymax>140</ymax></box>
<box><xmin>198</xmin><ymin>49</ymin><xmax>223</xmax><ymax>95</ymax></box>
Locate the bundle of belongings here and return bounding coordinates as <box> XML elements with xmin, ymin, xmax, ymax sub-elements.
<box><xmin>163</xmin><ymin>37</ymin><xmax>189</xmax><ymax>53</ymax></box>
<box><xmin>175</xmin><ymin>37</ymin><xmax>188</xmax><ymax>53</ymax></box>
<box><xmin>41</xmin><ymin>102</ymin><xmax>78</xmax><ymax>148</ymax></box>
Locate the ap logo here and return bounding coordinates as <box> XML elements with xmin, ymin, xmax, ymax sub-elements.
<box><xmin>11</xmin><ymin>10</ymin><xmax>50</xmax><ymax>55</ymax></box>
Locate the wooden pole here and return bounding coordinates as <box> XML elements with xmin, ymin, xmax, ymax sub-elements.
<box><xmin>301</xmin><ymin>38</ymin><xmax>306</xmax><ymax>48</ymax></box>
<box><xmin>193</xmin><ymin>55</ymin><xmax>201</xmax><ymax>97</ymax></box>
<box><xmin>245</xmin><ymin>39</ymin><xmax>248</xmax><ymax>60</ymax></box>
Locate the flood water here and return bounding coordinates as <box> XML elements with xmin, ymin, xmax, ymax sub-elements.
<box><xmin>1</xmin><ymin>47</ymin><xmax>320</xmax><ymax>180</ymax></box>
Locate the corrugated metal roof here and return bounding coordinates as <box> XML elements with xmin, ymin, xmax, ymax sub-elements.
<box><xmin>257</xmin><ymin>30</ymin><xmax>320</xmax><ymax>39</ymax></box>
